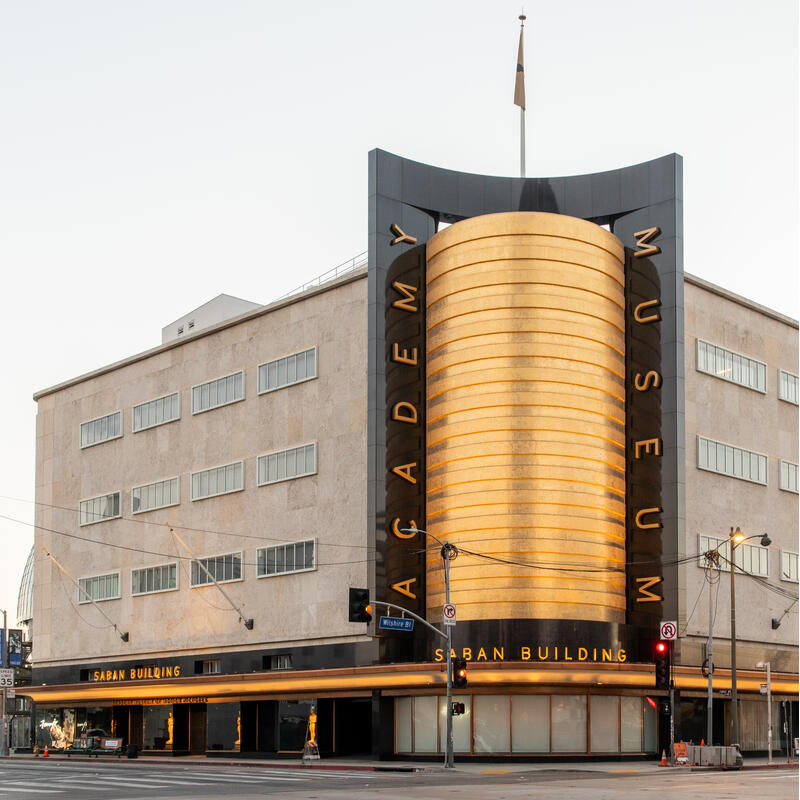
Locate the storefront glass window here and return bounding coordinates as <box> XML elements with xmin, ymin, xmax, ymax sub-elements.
<box><xmin>511</xmin><ymin>695</ymin><xmax>549</xmax><ymax>752</ymax></box>
<box><xmin>35</xmin><ymin>708</ymin><xmax>73</xmax><ymax>750</ymax></box>
<box><xmin>552</xmin><ymin>695</ymin><xmax>587</xmax><ymax>752</ymax></box>
<box><xmin>143</xmin><ymin>705</ymin><xmax>173</xmax><ymax>750</ymax></box>
<box><xmin>474</xmin><ymin>695</ymin><xmax>510</xmax><ymax>753</ymax></box>
<box><xmin>279</xmin><ymin>700</ymin><xmax>315</xmax><ymax>751</ymax></box>
<box><xmin>207</xmin><ymin>702</ymin><xmax>240</xmax><ymax>751</ymax></box>
<box><xmin>621</xmin><ymin>696</ymin><xmax>643</xmax><ymax>751</ymax></box>
<box><xmin>412</xmin><ymin>696</ymin><xmax>437</xmax><ymax>753</ymax></box>
<box><xmin>590</xmin><ymin>695</ymin><xmax>619</xmax><ymax>752</ymax></box>
<box><xmin>438</xmin><ymin>695</ymin><xmax>471</xmax><ymax>753</ymax></box>
<box><xmin>395</xmin><ymin>697</ymin><xmax>412</xmax><ymax>753</ymax></box>
<box><xmin>85</xmin><ymin>707</ymin><xmax>111</xmax><ymax>737</ymax></box>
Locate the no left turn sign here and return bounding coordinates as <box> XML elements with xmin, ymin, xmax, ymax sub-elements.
<box><xmin>443</xmin><ymin>603</ymin><xmax>456</xmax><ymax>626</ymax></box>
<box><xmin>660</xmin><ymin>621</ymin><xmax>677</xmax><ymax>641</ymax></box>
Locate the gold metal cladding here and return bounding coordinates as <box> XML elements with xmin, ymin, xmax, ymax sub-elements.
<box><xmin>425</xmin><ymin>212</ymin><xmax>626</xmax><ymax>624</ymax></box>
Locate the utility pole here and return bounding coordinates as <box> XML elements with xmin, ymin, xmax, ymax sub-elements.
<box><xmin>1</xmin><ymin>608</ymin><xmax>7</xmax><ymax>757</ymax></box>
<box><xmin>443</xmin><ymin>542</ymin><xmax>455</xmax><ymax>769</ymax></box>
<box><xmin>705</xmin><ymin>550</ymin><xmax>719</xmax><ymax>745</ymax></box>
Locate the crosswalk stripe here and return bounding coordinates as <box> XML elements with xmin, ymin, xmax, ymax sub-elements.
<box><xmin>0</xmin><ymin>786</ymin><xmax>64</xmax><ymax>794</ymax></box>
<box><xmin>48</xmin><ymin>779</ymin><xmax>167</xmax><ymax>790</ymax></box>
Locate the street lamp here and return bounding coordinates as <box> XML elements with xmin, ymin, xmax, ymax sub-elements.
<box><xmin>401</xmin><ymin>527</ymin><xmax>458</xmax><ymax>769</ymax></box>
<box><xmin>728</xmin><ymin>527</ymin><xmax>771</xmax><ymax>747</ymax></box>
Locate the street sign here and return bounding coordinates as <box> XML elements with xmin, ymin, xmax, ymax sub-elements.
<box><xmin>378</xmin><ymin>616</ymin><xmax>414</xmax><ymax>632</ymax></box>
<box><xmin>760</xmin><ymin>683</ymin><xmax>768</xmax><ymax>695</ymax></box>
<box><xmin>0</xmin><ymin>669</ymin><xmax>13</xmax><ymax>687</ymax></box>
<box><xmin>443</xmin><ymin>603</ymin><xmax>456</xmax><ymax>626</ymax></box>
<box><xmin>660</xmin><ymin>620</ymin><xmax>677</xmax><ymax>641</ymax></box>
<box><xmin>6</xmin><ymin>688</ymin><xmax>15</xmax><ymax>699</ymax></box>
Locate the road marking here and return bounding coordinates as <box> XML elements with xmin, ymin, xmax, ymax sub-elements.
<box><xmin>0</xmin><ymin>787</ymin><xmax>64</xmax><ymax>794</ymax></box>
<box><xmin>48</xmin><ymin>779</ymin><xmax>167</xmax><ymax>790</ymax></box>
<box><xmin>481</xmin><ymin>769</ymin><xmax>512</xmax><ymax>773</ymax></box>
<box><xmin>609</xmin><ymin>769</ymin><xmax>641</xmax><ymax>773</ymax></box>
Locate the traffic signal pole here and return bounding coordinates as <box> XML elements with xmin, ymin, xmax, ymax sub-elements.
<box><xmin>444</xmin><ymin>547</ymin><xmax>454</xmax><ymax>769</ymax></box>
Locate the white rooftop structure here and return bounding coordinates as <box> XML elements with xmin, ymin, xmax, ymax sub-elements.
<box><xmin>161</xmin><ymin>293</ymin><xmax>262</xmax><ymax>343</ymax></box>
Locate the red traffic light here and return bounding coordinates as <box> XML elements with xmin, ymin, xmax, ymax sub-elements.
<box><xmin>655</xmin><ymin>641</ymin><xmax>667</xmax><ymax>653</ymax></box>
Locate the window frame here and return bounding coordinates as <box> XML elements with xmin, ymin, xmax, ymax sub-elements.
<box><xmin>79</xmin><ymin>491</ymin><xmax>122</xmax><ymax>526</ymax></box>
<box><xmin>780</xmin><ymin>551</ymin><xmax>799</xmax><ymax>583</ymax></box>
<box><xmin>256</xmin><ymin>539</ymin><xmax>317</xmax><ymax>579</ymax></box>
<box><xmin>779</xmin><ymin>460</ymin><xmax>799</xmax><ymax>494</ymax></box>
<box><xmin>257</xmin><ymin>443</ymin><xmax>317</xmax><ymax>487</ymax></box>
<box><xmin>257</xmin><ymin>346</ymin><xmax>318</xmax><ymax>395</ymax></box>
<box><xmin>190</xmin><ymin>460</ymin><xmax>245</xmax><ymax>501</ymax></box>
<box><xmin>695</xmin><ymin>339</ymin><xmax>768</xmax><ymax>393</ymax></box>
<box><xmin>131</xmin><ymin>476</ymin><xmax>181</xmax><ymax>514</ymax></box>
<box><xmin>132</xmin><ymin>392</ymin><xmax>181</xmax><ymax>433</ymax></box>
<box><xmin>79</xmin><ymin>410</ymin><xmax>123</xmax><ymax>449</ymax></box>
<box><xmin>77</xmin><ymin>571</ymin><xmax>121</xmax><ymax>604</ymax></box>
<box><xmin>697</xmin><ymin>534</ymin><xmax>770</xmax><ymax>577</ymax></box>
<box><xmin>131</xmin><ymin>563</ymin><xmax>179</xmax><ymax>596</ymax></box>
<box><xmin>191</xmin><ymin>370</ymin><xmax>245</xmax><ymax>415</ymax></box>
<box><xmin>778</xmin><ymin>369</ymin><xmax>799</xmax><ymax>405</ymax></box>
<box><xmin>190</xmin><ymin>550</ymin><xmax>244</xmax><ymax>587</ymax></box>
<box><xmin>696</xmin><ymin>435</ymin><xmax>768</xmax><ymax>485</ymax></box>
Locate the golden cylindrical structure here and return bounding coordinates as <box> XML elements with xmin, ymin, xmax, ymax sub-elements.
<box><xmin>425</xmin><ymin>211</ymin><xmax>626</xmax><ymax>623</ymax></box>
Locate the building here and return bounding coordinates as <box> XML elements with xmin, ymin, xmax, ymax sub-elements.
<box><xmin>23</xmin><ymin>152</ymin><xmax>797</xmax><ymax>758</ymax></box>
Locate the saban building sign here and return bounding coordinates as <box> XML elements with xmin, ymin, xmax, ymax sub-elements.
<box><xmin>369</xmin><ymin>150</ymin><xmax>683</xmax><ymax>664</ymax></box>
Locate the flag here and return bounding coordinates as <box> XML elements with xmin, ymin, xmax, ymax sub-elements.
<box><xmin>514</xmin><ymin>26</ymin><xmax>525</xmax><ymax>110</ymax></box>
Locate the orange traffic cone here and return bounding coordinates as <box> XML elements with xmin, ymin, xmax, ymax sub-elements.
<box><xmin>43</xmin><ymin>745</ymin><xmax>49</xmax><ymax>758</ymax></box>
<box><xmin>660</xmin><ymin>749</ymin><xmax>668</xmax><ymax>766</ymax></box>
<box><xmin>700</xmin><ymin>738</ymin><xmax>705</xmax><ymax>746</ymax></box>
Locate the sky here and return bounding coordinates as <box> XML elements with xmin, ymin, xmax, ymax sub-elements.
<box><xmin>0</xmin><ymin>0</ymin><xmax>797</xmax><ymax>629</ymax></box>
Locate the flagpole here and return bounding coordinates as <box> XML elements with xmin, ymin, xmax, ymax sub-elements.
<box><xmin>516</xmin><ymin>13</ymin><xmax>527</xmax><ymax>178</ymax></box>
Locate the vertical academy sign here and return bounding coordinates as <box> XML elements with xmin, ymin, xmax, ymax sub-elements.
<box><xmin>384</xmin><ymin>226</ymin><xmax>426</xmax><ymax>619</ymax></box>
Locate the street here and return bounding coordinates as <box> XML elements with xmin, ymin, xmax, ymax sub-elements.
<box><xmin>0</xmin><ymin>760</ymin><xmax>796</xmax><ymax>800</ymax></box>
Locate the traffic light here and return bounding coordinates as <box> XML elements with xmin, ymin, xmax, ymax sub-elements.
<box><xmin>452</xmin><ymin>702</ymin><xmax>465</xmax><ymax>716</ymax></box>
<box><xmin>453</xmin><ymin>658</ymin><xmax>468</xmax><ymax>688</ymax></box>
<box><xmin>348</xmin><ymin>588</ymin><xmax>372</xmax><ymax>623</ymax></box>
<box><xmin>654</xmin><ymin>641</ymin><xmax>670</xmax><ymax>690</ymax></box>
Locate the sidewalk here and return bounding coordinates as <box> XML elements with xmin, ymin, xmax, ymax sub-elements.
<box><xmin>3</xmin><ymin>752</ymin><xmax>797</xmax><ymax>774</ymax></box>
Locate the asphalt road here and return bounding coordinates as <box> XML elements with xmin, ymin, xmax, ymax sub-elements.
<box><xmin>0</xmin><ymin>760</ymin><xmax>796</xmax><ymax>799</ymax></box>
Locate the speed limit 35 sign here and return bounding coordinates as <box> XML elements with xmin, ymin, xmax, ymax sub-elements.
<box><xmin>0</xmin><ymin>668</ymin><xmax>14</xmax><ymax>687</ymax></box>
<box><xmin>660</xmin><ymin>621</ymin><xmax>677</xmax><ymax>641</ymax></box>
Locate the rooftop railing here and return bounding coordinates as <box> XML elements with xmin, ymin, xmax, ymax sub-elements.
<box><xmin>276</xmin><ymin>250</ymin><xmax>367</xmax><ymax>302</ymax></box>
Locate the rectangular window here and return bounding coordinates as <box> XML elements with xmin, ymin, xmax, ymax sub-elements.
<box><xmin>780</xmin><ymin>551</ymin><xmax>799</xmax><ymax>583</ymax></box>
<box><xmin>697</xmin><ymin>435</ymin><xmax>767</xmax><ymax>485</ymax></box>
<box><xmin>778</xmin><ymin>370</ymin><xmax>799</xmax><ymax>405</ymax></box>
<box><xmin>257</xmin><ymin>540</ymin><xmax>316</xmax><ymax>577</ymax></box>
<box><xmin>780</xmin><ymin>460</ymin><xmax>799</xmax><ymax>493</ymax></box>
<box><xmin>133</xmin><ymin>392</ymin><xmax>180</xmax><ymax>432</ymax></box>
<box><xmin>696</xmin><ymin>340</ymin><xmax>767</xmax><ymax>393</ymax></box>
<box><xmin>79</xmin><ymin>492</ymin><xmax>121</xmax><ymax>526</ymax></box>
<box><xmin>78</xmin><ymin>572</ymin><xmax>120</xmax><ymax>603</ymax></box>
<box><xmin>191</xmin><ymin>461</ymin><xmax>244</xmax><ymax>501</ymax></box>
<box><xmin>80</xmin><ymin>411</ymin><xmax>122</xmax><ymax>448</ymax></box>
<box><xmin>202</xmin><ymin>659</ymin><xmax>220</xmax><ymax>674</ymax></box>
<box><xmin>131</xmin><ymin>563</ymin><xmax>178</xmax><ymax>595</ymax></box>
<box><xmin>191</xmin><ymin>371</ymin><xmax>244</xmax><ymax>414</ymax></box>
<box><xmin>132</xmin><ymin>477</ymin><xmax>180</xmax><ymax>514</ymax></box>
<box><xmin>697</xmin><ymin>534</ymin><xmax>770</xmax><ymax>577</ymax></box>
<box><xmin>262</xmin><ymin>654</ymin><xmax>293</xmax><ymax>670</ymax></box>
<box><xmin>190</xmin><ymin>552</ymin><xmax>243</xmax><ymax>586</ymax></box>
<box><xmin>258</xmin><ymin>347</ymin><xmax>317</xmax><ymax>394</ymax></box>
<box><xmin>257</xmin><ymin>443</ymin><xmax>317</xmax><ymax>486</ymax></box>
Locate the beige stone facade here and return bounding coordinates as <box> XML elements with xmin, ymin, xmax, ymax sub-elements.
<box><xmin>681</xmin><ymin>274</ymin><xmax>799</xmax><ymax>673</ymax></box>
<box><xmin>33</xmin><ymin>271</ymin><xmax>370</xmax><ymax>667</ymax></box>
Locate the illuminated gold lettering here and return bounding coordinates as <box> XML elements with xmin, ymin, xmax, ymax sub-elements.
<box><xmin>618</xmin><ymin>649</ymin><xmax>627</xmax><ymax>663</ymax></box>
<box><xmin>554</xmin><ymin>647</ymin><xmax>558</xmax><ymax>660</ymax></box>
<box><xmin>538</xmin><ymin>646</ymin><xmax>549</xmax><ymax>660</ymax></box>
<box><xmin>391</xmin><ymin>281</ymin><xmax>418</xmax><ymax>312</ymax></box>
<box><xmin>391</xmin><ymin>518</ymin><xmax>417</xmax><ymax>539</ymax></box>
<box><xmin>92</xmin><ymin>671</ymin><xmax>100</xmax><ymax>682</ymax></box>
<box><xmin>636</xmin><ymin>576</ymin><xmax>663</xmax><ymax>602</ymax></box>
<box><xmin>633</xmin><ymin>227</ymin><xmax>661</xmax><ymax>258</ymax></box>
<box><xmin>450</xmin><ymin>649</ymin><xmax>457</xmax><ymax>660</ymax></box>
<box><xmin>391</xmin><ymin>462</ymin><xmax>417</xmax><ymax>484</ymax></box>
<box><xmin>165</xmin><ymin>667</ymin><xmax>173</xmax><ymax>678</ymax></box>
<box><xmin>154</xmin><ymin>667</ymin><xmax>161</xmax><ymax>678</ymax></box>
<box><xmin>390</xmin><ymin>578</ymin><xmax>417</xmax><ymax>599</ymax></box>
<box><xmin>564</xmin><ymin>647</ymin><xmax>573</xmax><ymax>661</ymax></box>
<box><xmin>602</xmin><ymin>649</ymin><xmax>612</xmax><ymax>661</ymax></box>
<box><xmin>635</xmin><ymin>507</ymin><xmax>663</xmax><ymax>530</ymax></box>
<box><xmin>119</xmin><ymin>669</ymin><xmax>126</xmax><ymax>680</ymax></box>
<box><xmin>434</xmin><ymin>648</ymin><xmax>444</xmax><ymax>662</ymax></box>
<box><xmin>593</xmin><ymin>649</ymin><xmax>597</xmax><ymax>660</ymax></box>
<box><xmin>634</xmin><ymin>438</ymin><xmax>662</xmax><ymax>459</ymax></box>
<box><xmin>476</xmin><ymin>647</ymin><xmax>487</xmax><ymax>661</ymax></box>
<box><xmin>462</xmin><ymin>648</ymin><xmax>472</xmax><ymax>661</ymax></box>
<box><xmin>634</xmin><ymin>299</ymin><xmax>661</xmax><ymax>323</ymax></box>
<box><xmin>634</xmin><ymin>370</ymin><xmax>662</xmax><ymax>391</ymax></box>
<box><xmin>392</xmin><ymin>342</ymin><xmax>418</xmax><ymax>365</ymax></box>
<box><xmin>105</xmin><ymin>670</ymin><xmax>112</xmax><ymax>681</ymax></box>
<box><xmin>578</xmin><ymin>647</ymin><xmax>588</xmax><ymax>661</ymax></box>
<box><xmin>390</xmin><ymin>223</ymin><xmax>418</xmax><ymax>247</ymax></box>
<box><xmin>521</xmin><ymin>646</ymin><xmax>531</xmax><ymax>661</ymax></box>
<box><xmin>493</xmin><ymin>647</ymin><xmax>504</xmax><ymax>661</ymax></box>
<box><xmin>174</xmin><ymin>666</ymin><xmax>181</xmax><ymax>677</ymax></box>
<box><xmin>391</xmin><ymin>402</ymin><xmax>418</xmax><ymax>424</ymax></box>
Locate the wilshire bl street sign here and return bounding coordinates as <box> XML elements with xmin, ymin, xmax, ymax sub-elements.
<box><xmin>378</xmin><ymin>616</ymin><xmax>414</xmax><ymax>632</ymax></box>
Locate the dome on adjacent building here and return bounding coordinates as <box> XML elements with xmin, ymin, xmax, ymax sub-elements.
<box><xmin>16</xmin><ymin>545</ymin><xmax>34</xmax><ymax>627</ymax></box>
